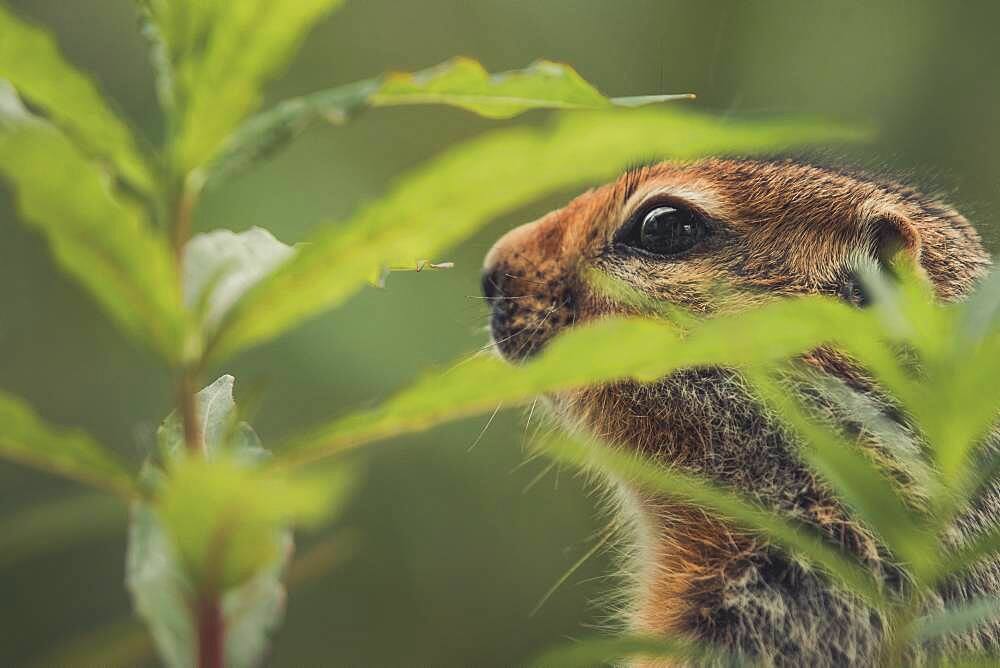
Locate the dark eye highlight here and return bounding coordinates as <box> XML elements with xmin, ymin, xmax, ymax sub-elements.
<box><xmin>622</xmin><ymin>204</ymin><xmax>710</xmax><ymax>256</ymax></box>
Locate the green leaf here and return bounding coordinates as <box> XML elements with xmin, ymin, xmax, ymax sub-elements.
<box><xmin>959</xmin><ymin>269</ymin><xmax>1000</xmax><ymax>345</ymax></box>
<box><xmin>913</xmin><ymin>597</ymin><xmax>1000</xmax><ymax>643</ymax></box>
<box><xmin>220</xmin><ymin>532</ymin><xmax>292</xmax><ymax>668</ymax></box>
<box><xmin>129</xmin><ymin>500</ymin><xmax>297</xmax><ymax>668</ymax></box>
<box><xmin>125</xmin><ymin>503</ymin><xmax>194</xmax><ymax>668</ymax></box>
<box><xmin>47</xmin><ymin>531</ymin><xmax>355</xmax><ymax>667</ymax></box>
<box><xmin>205</xmin><ymin>58</ymin><xmax>689</xmax><ymax>188</ymax></box>
<box><xmin>274</xmin><ymin>317</ymin><xmax>676</xmax><ymax>467</ymax></box>
<box><xmin>206</xmin><ymin>109</ymin><xmax>866</xmax><ymax>363</ymax></box>
<box><xmin>157</xmin><ymin>374</ymin><xmax>266</xmax><ymax>462</ymax></box>
<box><xmin>130</xmin><ymin>375</ymin><xmax>355</xmax><ymax>667</ymax></box>
<box><xmin>536</xmin><ymin>431</ymin><xmax>885</xmax><ymax>609</ymax></box>
<box><xmin>0</xmin><ymin>391</ymin><xmax>136</xmax><ymax>498</ymax></box>
<box><xmin>160</xmin><ymin>0</ymin><xmax>346</xmax><ymax>174</ymax></box>
<box><xmin>0</xmin><ymin>5</ymin><xmax>153</xmax><ymax>193</ymax></box>
<box><xmin>0</xmin><ymin>494</ymin><xmax>125</xmax><ymax>569</ymax></box>
<box><xmin>158</xmin><ymin>454</ymin><xmax>347</xmax><ymax>589</ymax></box>
<box><xmin>749</xmin><ymin>371</ymin><xmax>931</xmax><ymax>574</ymax></box>
<box><xmin>183</xmin><ymin>228</ymin><xmax>295</xmax><ymax>338</ymax></box>
<box><xmin>276</xmin><ymin>295</ymin><xmax>901</xmax><ymax>491</ymax></box>
<box><xmin>0</xmin><ymin>90</ymin><xmax>185</xmax><ymax>362</ymax></box>
<box><xmin>947</xmin><ymin>655</ymin><xmax>1000</xmax><ymax>668</ymax></box>
<box><xmin>371</xmin><ymin>57</ymin><xmax>693</xmax><ymax>118</ymax></box>
<box><xmin>154</xmin><ymin>377</ymin><xmax>353</xmax><ymax>589</ymax></box>
<box><xmin>861</xmin><ymin>264</ymin><xmax>1000</xmax><ymax>485</ymax></box>
<box><xmin>531</xmin><ymin>634</ymin><xmax>729</xmax><ymax>668</ymax></box>
<box><xmin>273</xmin><ymin>297</ymin><xmax>881</xmax><ymax>467</ymax></box>
<box><xmin>206</xmin><ymin>78</ymin><xmax>379</xmax><ymax>187</ymax></box>
<box><xmin>946</xmin><ymin>527</ymin><xmax>1000</xmax><ymax>579</ymax></box>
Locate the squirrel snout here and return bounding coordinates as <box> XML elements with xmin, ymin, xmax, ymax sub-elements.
<box><xmin>481</xmin><ymin>219</ymin><xmax>542</xmax><ymax>303</ymax></box>
<box><xmin>481</xmin><ymin>265</ymin><xmax>505</xmax><ymax>301</ymax></box>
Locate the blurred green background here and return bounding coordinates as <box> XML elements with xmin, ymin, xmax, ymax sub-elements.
<box><xmin>1</xmin><ymin>1</ymin><xmax>999</xmax><ymax>665</ymax></box>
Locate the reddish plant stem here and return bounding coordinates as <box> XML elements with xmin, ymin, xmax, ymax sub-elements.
<box><xmin>196</xmin><ymin>595</ymin><xmax>224</xmax><ymax>668</ymax></box>
<box><xmin>178</xmin><ymin>370</ymin><xmax>203</xmax><ymax>453</ymax></box>
<box><xmin>172</xmin><ymin>179</ymin><xmax>197</xmax><ymax>260</ymax></box>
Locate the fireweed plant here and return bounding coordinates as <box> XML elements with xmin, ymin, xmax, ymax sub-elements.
<box><xmin>3</xmin><ymin>2</ymin><xmax>990</xmax><ymax>666</ymax></box>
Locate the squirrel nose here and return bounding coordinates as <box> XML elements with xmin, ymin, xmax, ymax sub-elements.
<box><xmin>481</xmin><ymin>265</ymin><xmax>506</xmax><ymax>300</ymax></box>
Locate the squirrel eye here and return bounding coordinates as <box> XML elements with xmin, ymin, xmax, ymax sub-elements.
<box><xmin>634</xmin><ymin>205</ymin><xmax>708</xmax><ymax>256</ymax></box>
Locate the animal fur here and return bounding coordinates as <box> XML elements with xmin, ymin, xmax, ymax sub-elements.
<box><xmin>481</xmin><ymin>159</ymin><xmax>998</xmax><ymax>665</ymax></box>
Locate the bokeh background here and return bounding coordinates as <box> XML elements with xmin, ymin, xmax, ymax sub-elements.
<box><xmin>2</xmin><ymin>1</ymin><xmax>999</xmax><ymax>665</ymax></box>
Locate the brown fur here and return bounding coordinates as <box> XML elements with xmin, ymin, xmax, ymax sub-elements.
<box><xmin>482</xmin><ymin>159</ymin><xmax>996</xmax><ymax>665</ymax></box>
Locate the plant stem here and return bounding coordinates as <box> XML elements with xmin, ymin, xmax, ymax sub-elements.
<box><xmin>170</xmin><ymin>172</ymin><xmax>203</xmax><ymax>454</ymax></box>
<box><xmin>172</xmin><ymin>177</ymin><xmax>198</xmax><ymax>260</ymax></box>
<box><xmin>179</xmin><ymin>369</ymin><xmax>203</xmax><ymax>453</ymax></box>
<box><xmin>196</xmin><ymin>595</ymin><xmax>224</xmax><ymax>668</ymax></box>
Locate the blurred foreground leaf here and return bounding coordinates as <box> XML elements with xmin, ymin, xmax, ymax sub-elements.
<box><xmin>535</xmin><ymin>431</ymin><xmax>884</xmax><ymax>607</ymax></box>
<box><xmin>751</xmin><ymin>372</ymin><xmax>931</xmax><ymax>573</ymax></box>
<box><xmin>914</xmin><ymin>597</ymin><xmax>1000</xmax><ymax>643</ymax></box>
<box><xmin>126</xmin><ymin>502</ymin><xmax>194</xmax><ymax>668</ymax></box>
<box><xmin>274</xmin><ymin>297</ymin><xmax>875</xmax><ymax>467</ymax></box>
<box><xmin>0</xmin><ymin>4</ymin><xmax>153</xmax><ymax>192</ymax></box>
<box><xmin>159</xmin><ymin>455</ymin><xmax>346</xmax><ymax>590</ymax></box>
<box><xmin>0</xmin><ymin>391</ymin><xmax>136</xmax><ymax>498</ymax></box>
<box><xmin>43</xmin><ymin>530</ymin><xmax>356</xmax><ymax>667</ymax></box>
<box><xmin>144</xmin><ymin>0</ymin><xmax>345</xmax><ymax>173</ymax></box>
<box><xmin>207</xmin><ymin>57</ymin><xmax>691</xmax><ymax>187</ymax></box>
<box><xmin>127</xmin><ymin>504</ymin><xmax>299</xmax><ymax>668</ymax></box>
<box><xmin>207</xmin><ymin>110</ymin><xmax>865</xmax><ymax>362</ymax></box>
<box><xmin>0</xmin><ymin>85</ymin><xmax>185</xmax><ymax>361</ymax></box>
<box><xmin>128</xmin><ymin>375</ymin><xmax>353</xmax><ymax>667</ymax></box>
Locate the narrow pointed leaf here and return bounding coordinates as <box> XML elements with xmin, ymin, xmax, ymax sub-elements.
<box><xmin>206</xmin><ymin>78</ymin><xmax>378</xmax><ymax>187</ymax></box>
<box><xmin>0</xmin><ymin>5</ymin><xmax>153</xmax><ymax>192</ymax></box>
<box><xmin>0</xmin><ymin>391</ymin><xmax>136</xmax><ymax>498</ymax></box>
<box><xmin>0</xmin><ymin>93</ymin><xmax>184</xmax><ymax>361</ymax></box>
<box><xmin>371</xmin><ymin>57</ymin><xmax>693</xmax><ymax>118</ymax></box>
<box><xmin>273</xmin><ymin>297</ymin><xmax>881</xmax><ymax>468</ymax></box>
<box><xmin>537</xmin><ymin>431</ymin><xmax>885</xmax><ymax>609</ymax></box>
<box><xmin>750</xmin><ymin>372</ymin><xmax>931</xmax><ymax>572</ymax></box>
<box><xmin>207</xmin><ymin>110</ymin><xmax>866</xmax><ymax>363</ymax></box>
<box><xmin>959</xmin><ymin>268</ymin><xmax>1000</xmax><ymax>345</ymax></box>
<box><xmin>947</xmin><ymin>527</ymin><xmax>1000</xmax><ymax>578</ymax></box>
<box><xmin>917</xmin><ymin>328</ymin><xmax>1000</xmax><ymax>482</ymax></box>
<box><xmin>205</xmin><ymin>57</ymin><xmax>691</xmax><ymax>187</ymax></box>
<box><xmin>914</xmin><ymin>597</ymin><xmax>1000</xmax><ymax>643</ymax></box>
<box><xmin>166</xmin><ymin>0</ymin><xmax>345</xmax><ymax>173</ymax></box>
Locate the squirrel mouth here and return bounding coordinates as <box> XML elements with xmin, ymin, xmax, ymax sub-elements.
<box><xmin>482</xmin><ymin>268</ymin><xmax>576</xmax><ymax>363</ymax></box>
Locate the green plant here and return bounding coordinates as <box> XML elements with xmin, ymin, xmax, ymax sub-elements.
<box><xmin>291</xmin><ymin>263</ymin><xmax>1000</xmax><ymax>665</ymax></box>
<box><xmin>0</xmin><ymin>1</ymin><xmax>866</xmax><ymax>666</ymax></box>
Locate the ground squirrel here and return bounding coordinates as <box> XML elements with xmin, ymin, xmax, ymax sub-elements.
<box><xmin>481</xmin><ymin>159</ymin><xmax>999</xmax><ymax>665</ymax></box>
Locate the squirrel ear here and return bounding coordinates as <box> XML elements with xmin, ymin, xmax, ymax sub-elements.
<box><xmin>869</xmin><ymin>210</ymin><xmax>923</xmax><ymax>274</ymax></box>
<box><xmin>838</xmin><ymin>208</ymin><xmax>928</xmax><ymax>307</ymax></box>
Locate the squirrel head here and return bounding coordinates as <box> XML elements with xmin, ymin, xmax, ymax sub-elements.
<box><xmin>482</xmin><ymin>159</ymin><xmax>997</xmax><ymax>648</ymax></box>
<box><xmin>483</xmin><ymin>159</ymin><xmax>990</xmax><ymax>363</ymax></box>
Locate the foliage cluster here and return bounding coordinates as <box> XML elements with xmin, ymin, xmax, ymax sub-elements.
<box><xmin>4</xmin><ymin>2</ymin><xmax>995</xmax><ymax>666</ymax></box>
